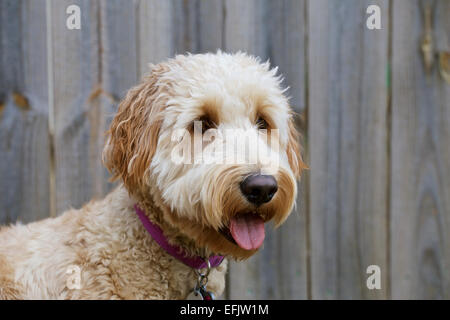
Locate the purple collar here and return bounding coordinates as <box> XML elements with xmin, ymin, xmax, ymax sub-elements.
<box><xmin>134</xmin><ymin>205</ymin><xmax>224</xmax><ymax>270</ymax></box>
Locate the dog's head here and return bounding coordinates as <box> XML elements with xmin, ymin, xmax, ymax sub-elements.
<box><xmin>103</xmin><ymin>52</ymin><xmax>305</xmax><ymax>259</ymax></box>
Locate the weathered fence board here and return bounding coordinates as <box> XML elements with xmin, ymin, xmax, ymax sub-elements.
<box><xmin>48</xmin><ymin>0</ymin><xmax>104</xmax><ymax>215</ymax></box>
<box><xmin>223</xmin><ymin>0</ymin><xmax>268</xmax><ymax>60</ymax></box>
<box><xmin>198</xmin><ymin>0</ymin><xmax>224</xmax><ymax>52</ymax></box>
<box><xmin>262</xmin><ymin>0</ymin><xmax>308</xmax><ymax>300</ymax></box>
<box><xmin>0</xmin><ymin>0</ymin><xmax>50</xmax><ymax>224</ymax></box>
<box><xmin>172</xmin><ymin>0</ymin><xmax>200</xmax><ymax>53</ymax></box>
<box><xmin>308</xmin><ymin>0</ymin><xmax>389</xmax><ymax>299</ymax></box>
<box><xmin>138</xmin><ymin>0</ymin><xmax>173</xmax><ymax>77</ymax></box>
<box><xmin>391</xmin><ymin>0</ymin><xmax>450</xmax><ymax>299</ymax></box>
<box><xmin>99</xmin><ymin>0</ymin><xmax>138</xmax><ymax>191</ymax></box>
<box><xmin>225</xmin><ymin>0</ymin><xmax>308</xmax><ymax>299</ymax></box>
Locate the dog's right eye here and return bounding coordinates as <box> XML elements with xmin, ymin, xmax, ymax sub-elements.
<box><xmin>256</xmin><ymin>117</ymin><xmax>269</xmax><ymax>130</ymax></box>
<box><xmin>191</xmin><ymin>116</ymin><xmax>216</xmax><ymax>134</ymax></box>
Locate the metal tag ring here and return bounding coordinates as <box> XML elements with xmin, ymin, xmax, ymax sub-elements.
<box><xmin>197</xmin><ymin>275</ymin><xmax>208</xmax><ymax>288</ymax></box>
<box><xmin>195</xmin><ymin>258</ymin><xmax>212</xmax><ymax>278</ymax></box>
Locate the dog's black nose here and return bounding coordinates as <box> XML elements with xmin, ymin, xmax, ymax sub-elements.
<box><xmin>240</xmin><ymin>175</ymin><xmax>278</xmax><ymax>206</ymax></box>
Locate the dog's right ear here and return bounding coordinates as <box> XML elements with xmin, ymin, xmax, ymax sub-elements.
<box><xmin>103</xmin><ymin>63</ymin><xmax>169</xmax><ymax>191</ymax></box>
<box><xmin>286</xmin><ymin>113</ymin><xmax>307</xmax><ymax>179</ymax></box>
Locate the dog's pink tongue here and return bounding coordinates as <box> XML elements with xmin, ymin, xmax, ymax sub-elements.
<box><xmin>230</xmin><ymin>214</ymin><xmax>265</xmax><ymax>250</ymax></box>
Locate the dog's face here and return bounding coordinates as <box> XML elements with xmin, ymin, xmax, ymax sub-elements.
<box><xmin>104</xmin><ymin>52</ymin><xmax>305</xmax><ymax>259</ymax></box>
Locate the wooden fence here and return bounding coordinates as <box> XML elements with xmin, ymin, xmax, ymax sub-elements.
<box><xmin>1</xmin><ymin>0</ymin><xmax>450</xmax><ymax>299</ymax></box>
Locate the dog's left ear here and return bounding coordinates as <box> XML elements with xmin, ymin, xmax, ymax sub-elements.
<box><xmin>286</xmin><ymin>114</ymin><xmax>306</xmax><ymax>179</ymax></box>
<box><xmin>103</xmin><ymin>63</ymin><xmax>169</xmax><ymax>190</ymax></box>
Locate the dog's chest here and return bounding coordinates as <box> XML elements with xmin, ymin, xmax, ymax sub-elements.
<box><xmin>101</xmin><ymin>238</ymin><xmax>198</xmax><ymax>299</ymax></box>
<box><xmin>102</xmin><ymin>244</ymin><xmax>226</xmax><ymax>300</ymax></box>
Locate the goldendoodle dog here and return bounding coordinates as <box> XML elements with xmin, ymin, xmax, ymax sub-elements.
<box><xmin>0</xmin><ymin>52</ymin><xmax>305</xmax><ymax>299</ymax></box>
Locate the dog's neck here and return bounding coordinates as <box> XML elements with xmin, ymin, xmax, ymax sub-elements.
<box><xmin>128</xmin><ymin>184</ymin><xmax>214</xmax><ymax>260</ymax></box>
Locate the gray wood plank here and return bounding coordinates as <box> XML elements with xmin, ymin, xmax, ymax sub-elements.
<box><xmin>48</xmin><ymin>0</ymin><xmax>103</xmax><ymax>215</ymax></box>
<box><xmin>267</xmin><ymin>0</ymin><xmax>306</xmax><ymax>113</ymax></box>
<box><xmin>172</xmin><ymin>0</ymin><xmax>200</xmax><ymax>54</ymax></box>
<box><xmin>309</xmin><ymin>0</ymin><xmax>389</xmax><ymax>299</ymax></box>
<box><xmin>266</xmin><ymin>0</ymin><xmax>308</xmax><ymax>300</ymax></box>
<box><xmin>172</xmin><ymin>0</ymin><xmax>225</xmax><ymax>54</ymax></box>
<box><xmin>97</xmin><ymin>0</ymin><xmax>139</xmax><ymax>195</ymax></box>
<box><xmin>391</xmin><ymin>0</ymin><xmax>450</xmax><ymax>299</ymax></box>
<box><xmin>223</xmin><ymin>0</ymin><xmax>268</xmax><ymax>59</ymax></box>
<box><xmin>137</xmin><ymin>0</ymin><xmax>174</xmax><ymax>78</ymax></box>
<box><xmin>198</xmin><ymin>0</ymin><xmax>224</xmax><ymax>52</ymax></box>
<box><xmin>49</xmin><ymin>0</ymin><xmax>138</xmax><ymax>215</ymax></box>
<box><xmin>0</xmin><ymin>0</ymin><xmax>50</xmax><ymax>224</ymax></box>
<box><xmin>226</xmin><ymin>0</ymin><xmax>308</xmax><ymax>299</ymax></box>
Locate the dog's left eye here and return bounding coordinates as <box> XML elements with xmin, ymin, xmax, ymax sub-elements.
<box><xmin>256</xmin><ymin>117</ymin><xmax>269</xmax><ymax>130</ymax></box>
<box><xmin>194</xmin><ymin>115</ymin><xmax>216</xmax><ymax>134</ymax></box>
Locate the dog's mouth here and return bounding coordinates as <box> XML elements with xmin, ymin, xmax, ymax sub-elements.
<box><xmin>219</xmin><ymin>212</ymin><xmax>265</xmax><ymax>251</ymax></box>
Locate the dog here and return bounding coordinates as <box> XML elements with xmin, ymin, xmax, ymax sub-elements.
<box><xmin>0</xmin><ymin>52</ymin><xmax>305</xmax><ymax>299</ymax></box>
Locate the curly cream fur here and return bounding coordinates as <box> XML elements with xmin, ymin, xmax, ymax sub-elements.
<box><xmin>0</xmin><ymin>51</ymin><xmax>303</xmax><ymax>299</ymax></box>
